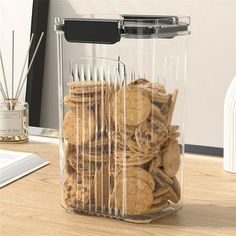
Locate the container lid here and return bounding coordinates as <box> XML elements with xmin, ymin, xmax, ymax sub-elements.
<box><xmin>55</xmin><ymin>15</ymin><xmax>190</xmax><ymax>44</ymax></box>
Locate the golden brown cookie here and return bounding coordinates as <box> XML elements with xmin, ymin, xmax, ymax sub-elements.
<box><xmin>81</xmin><ymin>151</ymin><xmax>110</xmax><ymax>163</ymax></box>
<box><xmin>152</xmin><ymin>194</ymin><xmax>168</xmax><ymax>205</ymax></box>
<box><xmin>114</xmin><ymin>177</ymin><xmax>153</xmax><ymax>215</ymax></box>
<box><xmin>171</xmin><ymin>176</ymin><xmax>181</xmax><ymax>199</ymax></box>
<box><xmin>81</xmin><ymin>135</ymin><xmax>110</xmax><ymax>163</ymax></box>
<box><xmin>135</xmin><ymin>119</ymin><xmax>169</xmax><ymax>151</ymax></box>
<box><xmin>148</xmin><ymin>157</ymin><xmax>162</xmax><ymax>174</ymax></box>
<box><xmin>163</xmin><ymin>139</ymin><xmax>181</xmax><ymax>177</ymax></box>
<box><xmin>112</xmin><ymin>86</ymin><xmax>152</xmax><ymax>127</ymax></box>
<box><xmin>150</xmin><ymin>104</ymin><xmax>167</xmax><ymax>124</ymax></box>
<box><xmin>145</xmin><ymin>201</ymin><xmax>170</xmax><ymax>214</ymax></box>
<box><xmin>63</xmin><ymin>175</ymin><xmax>93</xmax><ymax>209</ymax></box>
<box><xmin>166</xmin><ymin>89</ymin><xmax>178</xmax><ymax>125</ymax></box>
<box><xmin>67</xmin><ymin>80</ymin><xmax>107</xmax><ymax>94</ymax></box>
<box><xmin>68</xmin><ymin>154</ymin><xmax>97</xmax><ymax>176</ymax></box>
<box><xmin>115</xmin><ymin>167</ymin><xmax>155</xmax><ymax>191</ymax></box>
<box><xmin>153</xmin><ymin>186</ymin><xmax>169</xmax><ymax>198</ymax></box>
<box><xmin>140</xmin><ymin>85</ymin><xmax>170</xmax><ymax>104</ymax></box>
<box><xmin>164</xmin><ymin>181</ymin><xmax>180</xmax><ymax>203</ymax></box>
<box><xmin>63</xmin><ymin>109</ymin><xmax>95</xmax><ymax>145</ymax></box>
<box><xmin>114</xmin><ymin>150</ymin><xmax>154</xmax><ymax>167</ymax></box>
<box><xmin>154</xmin><ymin>168</ymin><xmax>174</xmax><ymax>185</ymax></box>
<box><xmin>64</xmin><ymin>94</ymin><xmax>100</xmax><ymax>106</ymax></box>
<box><xmin>93</xmin><ymin>164</ymin><xmax>111</xmax><ymax>209</ymax></box>
<box><xmin>130</xmin><ymin>78</ymin><xmax>166</xmax><ymax>94</ymax></box>
<box><xmin>65</xmin><ymin>143</ymin><xmax>76</xmax><ymax>175</ymax></box>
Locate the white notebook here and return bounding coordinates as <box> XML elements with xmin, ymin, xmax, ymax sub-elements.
<box><xmin>0</xmin><ymin>150</ymin><xmax>49</xmax><ymax>188</ymax></box>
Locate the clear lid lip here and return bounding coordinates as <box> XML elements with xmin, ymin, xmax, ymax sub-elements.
<box><xmin>55</xmin><ymin>14</ymin><xmax>190</xmax><ymax>43</ymax></box>
<box><xmin>121</xmin><ymin>15</ymin><xmax>190</xmax><ymax>39</ymax></box>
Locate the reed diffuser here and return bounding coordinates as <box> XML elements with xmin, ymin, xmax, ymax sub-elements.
<box><xmin>0</xmin><ymin>31</ymin><xmax>44</xmax><ymax>143</ymax></box>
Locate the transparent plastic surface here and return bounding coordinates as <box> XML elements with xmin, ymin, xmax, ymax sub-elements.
<box><xmin>56</xmin><ymin>14</ymin><xmax>188</xmax><ymax>223</ymax></box>
<box><xmin>60</xmin><ymin>58</ymin><xmax>183</xmax><ymax>223</ymax></box>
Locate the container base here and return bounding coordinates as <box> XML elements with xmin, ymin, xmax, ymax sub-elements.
<box><xmin>61</xmin><ymin>203</ymin><xmax>182</xmax><ymax>224</ymax></box>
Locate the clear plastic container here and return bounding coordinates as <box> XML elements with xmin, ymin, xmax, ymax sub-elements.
<box><xmin>55</xmin><ymin>14</ymin><xmax>190</xmax><ymax>223</ymax></box>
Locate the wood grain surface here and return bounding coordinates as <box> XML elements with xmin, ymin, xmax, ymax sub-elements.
<box><xmin>0</xmin><ymin>140</ymin><xmax>235</xmax><ymax>236</ymax></box>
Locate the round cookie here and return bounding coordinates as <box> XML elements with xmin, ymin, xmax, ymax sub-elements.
<box><xmin>68</xmin><ymin>154</ymin><xmax>97</xmax><ymax>177</ymax></box>
<box><xmin>93</xmin><ymin>164</ymin><xmax>111</xmax><ymax>209</ymax></box>
<box><xmin>150</xmin><ymin>104</ymin><xmax>167</xmax><ymax>124</ymax></box>
<box><xmin>67</xmin><ymin>81</ymin><xmax>107</xmax><ymax>94</ymax></box>
<box><xmin>116</xmin><ymin>167</ymin><xmax>155</xmax><ymax>191</ymax></box>
<box><xmin>63</xmin><ymin>109</ymin><xmax>95</xmax><ymax>145</ymax></box>
<box><xmin>135</xmin><ymin>119</ymin><xmax>169</xmax><ymax>150</ymax></box>
<box><xmin>163</xmin><ymin>139</ymin><xmax>181</xmax><ymax>177</ymax></box>
<box><xmin>63</xmin><ymin>175</ymin><xmax>93</xmax><ymax>209</ymax></box>
<box><xmin>164</xmin><ymin>181</ymin><xmax>180</xmax><ymax>203</ymax></box>
<box><xmin>154</xmin><ymin>168</ymin><xmax>174</xmax><ymax>185</ymax></box>
<box><xmin>114</xmin><ymin>177</ymin><xmax>153</xmax><ymax>215</ymax></box>
<box><xmin>171</xmin><ymin>176</ymin><xmax>181</xmax><ymax>199</ymax></box>
<box><xmin>64</xmin><ymin>94</ymin><xmax>99</xmax><ymax>104</ymax></box>
<box><xmin>114</xmin><ymin>151</ymin><xmax>154</xmax><ymax>167</ymax></box>
<box><xmin>153</xmin><ymin>187</ymin><xmax>169</xmax><ymax>198</ymax></box>
<box><xmin>112</xmin><ymin>86</ymin><xmax>152</xmax><ymax>127</ymax></box>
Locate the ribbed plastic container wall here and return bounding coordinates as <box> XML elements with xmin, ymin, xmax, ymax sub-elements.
<box><xmin>55</xmin><ymin>15</ymin><xmax>190</xmax><ymax>223</ymax></box>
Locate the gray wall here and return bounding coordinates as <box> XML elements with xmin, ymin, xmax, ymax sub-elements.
<box><xmin>40</xmin><ymin>0</ymin><xmax>236</xmax><ymax>148</ymax></box>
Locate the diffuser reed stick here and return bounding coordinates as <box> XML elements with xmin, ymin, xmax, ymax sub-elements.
<box><xmin>14</xmin><ymin>34</ymin><xmax>34</xmax><ymax>100</ymax></box>
<box><xmin>0</xmin><ymin>31</ymin><xmax>44</xmax><ymax>143</ymax></box>
<box><xmin>0</xmin><ymin>50</ymin><xmax>9</xmax><ymax>98</ymax></box>
<box><xmin>0</xmin><ymin>32</ymin><xmax>44</xmax><ymax>105</ymax></box>
<box><xmin>12</xmin><ymin>30</ymin><xmax>14</xmax><ymax>101</ymax></box>
<box><xmin>15</xmin><ymin>32</ymin><xmax>44</xmax><ymax>100</ymax></box>
<box><xmin>0</xmin><ymin>81</ymin><xmax>6</xmax><ymax>99</ymax></box>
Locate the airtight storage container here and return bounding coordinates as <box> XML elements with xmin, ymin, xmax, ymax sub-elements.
<box><xmin>55</xmin><ymin>14</ymin><xmax>190</xmax><ymax>223</ymax></box>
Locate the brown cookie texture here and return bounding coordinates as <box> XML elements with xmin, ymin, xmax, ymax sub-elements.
<box><xmin>63</xmin><ymin>108</ymin><xmax>95</xmax><ymax>145</ymax></box>
<box><xmin>115</xmin><ymin>167</ymin><xmax>155</xmax><ymax>191</ymax></box>
<box><xmin>171</xmin><ymin>176</ymin><xmax>181</xmax><ymax>199</ymax></box>
<box><xmin>148</xmin><ymin>157</ymin><xmax>162</xmax><ymax>174</ymax></box>
<box><xmin>129</xmin><ymin>78</ymin><xmax>150</xmax><ymax>86</ymax></box>
<box><xmin>65</xmin><ymin>143</ymin><xmax>77</xmax><ymax>175</ymax></box>
<box><xmin>62</xmin><ymin>78</ymin><xmax>182</xmax><ymax>215</ymax></box>
<box><xmin>154</xmin><ymin>168</ymin><xmax>174</xmax><ymax>185</ymax></box>
<box><xmin>80</xmin><ymin>135</ymin><xmax>110</xmax><ymax>163</ymax></box>
<box><xmin>93</xmin><ymin>164</ymin><xmax>111</xmax><ymax>209</ymax></box>
<box><xmin>112</xmin><ymin>86</ymin><xmax>151</xmax><ymax>127</ymax></box>
<box><xmin>153</xmin><ymin>186</ymin><xmax>169</xmax><ymax>198</ymax></box>
<box><xmin>67</xmin><ymin>80</ymin><xmax>107</xmax><ymax>92</ymax></box>
<box><xmin>150</xmin><ymin>104</ymin><xmax>167</xmax><ymax>124</ymax></box>
<box><xmin>114</xmin><ymin>151</ymin><xmax>154</xmax><ymax>167</ymax></box>
<box><xmin>63</xmin><ymin>175</ymin><xmax>93</xmax><ymax>209</ymax></box>
<box><xmin>68</xmin><ymin>154</ymin><xmax>97</xmax><ymax>176</ymax></box>
<box><xmin>64</xmin><ymin>94</ymin><xmax>100</xmax><ymax>107</ymax></box>
<box><xmin>152</xmin><ymin>194</ymin><xmax>168</xmax><ymax>205</ymax></box>
<box><xmin>164</xmin><ymin>182</ymin><xmax>180</xmax><ymax>204</ymax></box>
<box><xmin>163</xmin><ymin>139</ymin><xmax>181</xmax><ymax>177</ymax></box>
<box><xmin>114</xmin><ymin>177</ymin><xmax>153</xmax><ymax>215</ymax></box>
<box><xmin>135</xmin><ymin>119</ymin><xmax>169</xmax><ymax>151</ymax></box>
<box><xmin>166</xmin><ymin>89</ymin><xmax>178</xmax><ymax>125</ymax></box>
<box><xmin>145</xmin><ymin>201</ymin><xmax>170</xmax><ymax>214</ymax></box>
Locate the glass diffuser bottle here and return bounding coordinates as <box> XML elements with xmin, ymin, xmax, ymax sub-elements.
<box><xmin>0</xmin><ymin>99</ymin><xmax>29</xmax><ymax>143</ymax></box>
<box><xmin>0</xmin><ymin>31</ymin><xmax>44</xmax><ymax>143</ymax></box>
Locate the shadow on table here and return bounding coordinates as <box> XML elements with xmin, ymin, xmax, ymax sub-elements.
<box><xmin>151</xmin><ymin>203</ymin><xmax>236</xmax><ymax>228</ymax></box>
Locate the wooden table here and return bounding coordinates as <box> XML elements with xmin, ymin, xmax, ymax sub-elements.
<box><xmin>0</xmin><ymin>139</ymin><xmax>236</xmax><ymax>236</ymax></box>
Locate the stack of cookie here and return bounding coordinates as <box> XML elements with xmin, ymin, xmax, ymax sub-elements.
<box><xmin>63</xmin><ymin>81</ymin><xmax>111</xmax><ymax>210</ymax></box>
<box><xmin>110</xmin><ymin>79</ymin><xmax>181</xmax><ymax>215</ymax></box>
<box><xmin>62</xmin><ymin>78</ymin><xmax>181</xmax><ymax>217</ymax></box>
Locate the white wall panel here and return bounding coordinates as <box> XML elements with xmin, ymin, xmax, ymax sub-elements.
<box><xmin>40</xmin><ymin>0</ymin><xmax>236</xmax><ymax>148</ymax></box>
